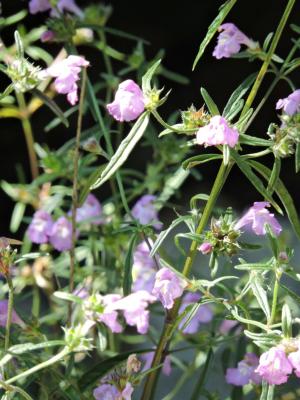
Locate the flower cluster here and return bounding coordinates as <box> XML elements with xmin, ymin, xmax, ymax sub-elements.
<box><xmin>196</xmin><ymin>116</ymin><xmax>239</xmax><ymax>148</ymax></box>
<box><xmin>29</xmin><ymin>0</ymin><xmax>83</xmax><ymax>17</ymax></box>
<box><xmin>276</xmin><ymin>89</ymin><xmax>300</xmax><ymax>117</ymax></box>
<box><xmin>152</xmin><ymin>267</ymin><xmax>187</xmax><ymax>309</ymax></box>
<box><xmin>27</xmin><ymin>194</ymin><xmax>102</xmax><ymax>251</ymax></box>
<box><xmin>226</xmin><ymin>353</ymin><xmax>261</xmax><ymax>386</ymax></box>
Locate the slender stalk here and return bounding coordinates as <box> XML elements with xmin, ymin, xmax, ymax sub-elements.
<box><xmin>241</xmin><ymin>0</ymin><xmax>296</xmax><ymax>117</ymax></box>
<box><xmin>269</xmin><ymin>272</ymin><xmax>281</xmax><ymax>326</ymax></box>
<box><xmin>0</xmin><ymin>380</ymin><xmax>34</xmax><ymax>400</ymax></box>
<box><xmin>141</xmin><ymin>162</ymin><xmax>229</xmax><ymax>400</ymax></box>
<box><xmin>190</xmin><ymin>348</ymin><xmax>213</xmax><ymax>400</ymax></box>
<box><xmin>4</xmin><ymin>277</ymin><xmax>14</xmax><ymax>352</ymax></box>
<box><xmin>5</xmin><ymin>348</ymin><xmax>69</xmax><ymax>385</ymax></box>
<box><xmin>68</xmin><ymin>68</ymin><xmax>87</xmax><ymax>323</ymax></box>
<box><xmin>15</xmin><ymin>92</ymin><xmax>39</xmax><ymax>180</ymax></box>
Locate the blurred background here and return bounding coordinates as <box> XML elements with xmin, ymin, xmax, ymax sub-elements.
<box><xmin>0</xmin><ymin>0</ymin><xmax>300</xmax><ymax>234</ymax></box>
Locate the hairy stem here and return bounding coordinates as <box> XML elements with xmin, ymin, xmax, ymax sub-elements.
<box><xmin>4</xmin><ymin>277</ymin><xmax>14</xmax><ymax>352</ymax></box>
<box><xmin>68</xmin><ymin>68</ymin><xmax>87</xmax><ymax>323</ymax></box>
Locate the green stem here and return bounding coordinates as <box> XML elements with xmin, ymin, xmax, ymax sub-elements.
<box><xmin>190</xmin><ymin>348</ymin><xmax>213</xmax><ymax>400</ymax></box>
<box><xmin>69</xmin><ymin>68</ymin><xmax>87</xmax><ymax>323</ymax></box>
<box><xmin>152</xmin><ymin>110</ymin><xmax>196</xmax><ymax>133</ymax></box>
<box><xmin>5</xmin><ymin>348</ymin><xmax>69</xmax><ymax>385</ymax></box>
<box><xmin>141</xmin><ymin>162</ymin><xmax>229</xmax><ymax>400</ymax></box>
<box><xmin>0</xmin><ymin>380</ymin><xmax>34</xmax><ymax>400</ymax></box>
<box><xmin>15</xmin><ymin>92</ymin><xmax>39</xmax><ymax>180</ymax></box>
<box><xmin>4</xmin><ymin>277</ymin><xmax>14</xmax><ymax>352</ymax></box>
<box><xmin>269</xmin><ymin>273</ymin><xmax>281</xmax><ymax>326</ymax></box>
<box><xmin>241</xmin><ymin>0</ymin><xmax>296</xmax><ymax>117</ymax></box>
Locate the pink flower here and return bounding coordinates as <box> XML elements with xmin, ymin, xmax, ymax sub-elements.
<box><xmin>110</xmin><ymin>290</ymin><xmax>156</xmax><ymax>334</ymax></box>
<box><xmin>234</xmin><ymin>201</ymin><xmax>282</xmax><ymax>236</ymax></box>
<box><xmin>152</xmin><ymin>267</ymin><xmax>187</xmax><ymax>310</ymax></box>
<box><xmin>41</xmin><ymin>30</ymin><xmax>55</xmax><ymax>43</ymax></box>
<box><xmin>198</xmin><ymin>242</ymin><xmax>213</xmax><ymax>255</ymax></box>
<box><xmin>132</xmin><ymin>241</ymin><xmax>157</xmax><ymax>293</ymax></box>
<box><xmin>107</xmin><ymin>80</ymin><xmax>145</xmax><ymax>122</ymax></box>
<box><xmin>49</xmin><ymin>216</ymin><xmax>73</xmax><ymax>251</ymax></box>
<box><xmin>219</xmin><ymin>319</ymin><xmax>241</xmax><ymax>335</ymax></box>
<box><xmin>44</xmin><ymin>55</ymin><xmax>89</xmax><ymax>105</ymax></box>
<box><xmin>276</xmin><ymin>89</ymin><xmax>300</xmax><ymax>116</ymax></box>
<box><xmin>196</xmin><ymin>116</ymin><xmax>239</xmax><ymax>148</ymax></box>
<box><xmin>178</xmin><ymin>293</ymin><xmax>213</xmax><ymax>334</ymax></box>
<box><xmin>0</xmin><ymin>300</ymin><xmax>24</xmax><ymax>327</ymax></box>
<box><xmin>121</xmin><ymin>383</ymin><xmax>134</xmax><ymax>400</ymax></box>
<box><xmin>75</xmin><ymin>194</ymin><xmax>103</xmax><ymax>225</ymax></box>
<box><xmin>288</xmin><ymin>346</ymin><xmax>300</xmax><ymax>378</ymax></box>
<box><xmin>255</xmin><ymin>347</ymin><xmax>292</xmax><ymax>385</ymax></box>
<box><xmin>93</xmin><ymin>383</ymin><xmax>120</xmax><ymax>400</ymax></box>
<box><xmin>29</xmin><ymin>0</ymin><xmax>83</xmax><ymax>17</ymax></box>
<box><xmin>131</xmin><ymin>195</ymin><xmax>162</xmax><ymax>230</ymax></box>
<box><xmin>83</xmin><ymin>293</ymin><xmax>123</xmax><ymax>333</ymax></box>
<box><xmin>142</xmin><ymin>352</ymin><xmax>172</xmax><ymax>376</ymax></box>
<box><xmin>226</xmin><ymin>353</ymin><xmax>261</xmax><ymax>386</ymax></box>
<box><xmin>213</xmin><ymin>23</ymin><xmax>256</xmax><ymax>59</ymax></box>
<box><xmin>27</xmin><ymin>210</ymin><xmax>53</xmax><ymax>244</ymax></box>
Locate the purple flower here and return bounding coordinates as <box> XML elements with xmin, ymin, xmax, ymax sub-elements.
<box><xmin>198</xmin><ymin>242</ymin><xmax>213</xmax><ymax>255</ymax></box>
<box><xmin>107</xmin><ymin>80</ymin><xmax>145</xmax><ymax>122</ymax></box>
<box><xmin>276</xmin><ymin>89</ymin><xmax>300</xmax><ymax>116</ymax></box>
<box><xmin>27</xmin><ymin>210</ymin><xmax>53</xmax><ymax>244</ymax></box>
<box><xmin>132</xmin><ymin>241</ymin><xmax>157</xmax><ymax>293</ymax></box>
<box><xmin>49</xmin><ymin>216</ymin><xmax>73</xmax><ymax>251</ymax></box>
<box><xmin>196</xmin><ymin>116</ymin><xmax>239</xmax><ymax>148</ymax></box>
<box><xmin>142</xmin><ymin>351</ymin><xmax>172</xmax><ymax>376</ymax></box>
<box><xmin>226</xmin><ymin>353</ymin><xmax>261</xmax><ymax>386</ymax></box>
<box><xmin>83</xmin><ymin>293</ymin><xmax>123</xmax><ymax>333</ymax></box>
<box><xmin>288</xmin><ymin>346</ymin><xmax>300</xmax><ymax>378</ymax></box>
<box><xmin>41</xmin><ymin>30</ymin><xmax>55</xmax><ymax>43</ymax></box>
<box><xmin>152</xmin><ymin>267</ymin><xmax>187</xmax><ymax>310</ymax></box>
<box><xmin>44</xmin><ymin>55</ymin><xmax>89</xmax><ymax>105</ymax></box>
<box><xmin>0</xmin><ymin>300</ymin><xmax>24</xmax><ymax>327</ymax></box>
<box><xmin>110</xmin><ymin>290</ymin><xmax>156</xmax><ymax>334</ymax></box>
<box><xmin>234</xmin><ymin>201</ymin><xmax>282</xmax><ymax>236</ymax></box>
<box><xmin>75</xmin><ymin>194</ymin><xmax>103</xmax><ymax>225</ymax></box>
<box><xmin>121</xmin><ymin>383</ymin><xmax>134</xmax><ymax>400</ymax></box>
<box><xmin>131</xmin><ymin>195</ymin><xmax>162</xmax><ymax>230</ymax></box>
<box><xmin>213</xmin><ymin>23</ymin><xmax>256</xmax><ymax>59</ymax></box>
<box><xmin>219</xmin><ymin>319</ymin><xmax>241</xmax><ymax>335</ymax></box>
<box><xmin>178</xmin><ymin>293</ymin><xmax>213</xmax><ymax>334</ymax></box>
<box><xmin>29</xmin><ymin>0</ymin><xmax>83</xmax><ymax>17</ymax></box>
<box><xmin>93</xmin><ymin>383</ymin><xmax>120</xmax><ymax>400</ymax></box>
<box><xmin>255</xmin><ymin>347</ymin><xmax>292</xmax><ymax>385</ymax></box>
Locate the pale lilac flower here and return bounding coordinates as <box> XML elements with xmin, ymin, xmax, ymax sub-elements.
<box><xmin>226</xmin><ymin>353</ymin><xmax>261</xmax><ymax>386</ymax></box>
<box><xmin>219</xmin><ymin>319</ymin><xmax>241</xmax><ymax>335</ymax></box>
<box><xmin>27</xmin><ymin>210</ymin><xmax>53</xmax><ymax>244</ymax></box>
<box><xmin>121</xmin><ymin>383</ymin><xmax>134</xmax><ymax>400</ymax></box>
<box><xmin>29</xmin><ymin>0</ymin><xmax>83</xmax><ymax>17</ymax></box>
<box><xmin>142</xmin><ymin>352</ymin><xmax>172</xmax><ymax>376</ymax></box>
<box><xmin>107</xmin><ymin>80</ymin><xmax>145</xmax><ymax>122</ymax></box>
<box><xmin>132</xmin><ymin>195</ymin><xmax>162</xmax><ymax>230</ymax></box>
<box><xmin>255</xmin><ymin>347</ymin><xmax>292</xmax><ymax>385</ymax></box>
<box><xmin>93</xmin><ymin>383</ymin><xmax>120</xmax><ymax>400</ymax></box>
<box><xmin>235</xmin><ymin>201</ymin><xmax>282</xmax><ymax>236</ymax></box>
<box><xmin>126</xmin><ymin>354</ymin><xmax>141</xmax><ymax>374</ymax></box>
<box><xmin>83</xmin><ymin>293</ymin><xmax>123</xmax><ymax>333</ymax></box>
<box><xmin>276</xmin><ymin>89</ymin><xmax>300</xmax><ymax>116</ymax></box>
<box><xmin>44</xmin><ymin>55</ymin><xmax>89</xmax><ymax>105</ymax></box>
<box><xmin>110</xmin><ymin>290</ymin><xmax>156</xmax><ymax>334</ymax></box>
<box><xmin>0</xmin><ymin>299</ymin><xmax>24</xmax><ymax>327</ymax></box>
<box><xmin>213</xmin><ymin>23</ymin><xmax>256</xmax><ymax>59</ymax></box>
<box><xmin>75</xmin><ymin>194</ymin><xmax>103</xmax><ymax>225</ymax></box>
<box><xmin>196</xmin><ymin>116</ymin><xmax>239</xmax><ymax>148</ymax></box>
<box><xmin>49</xmin><ymin>216</ymin><xmax>73</xmax><ymax>251</ymax></box>
<box><xmin>132</xmin><ymin>241</ymin><xmax>157</xmax><ymax>293</ymax></box>
<box><xmin>152</xmin><ymin>267</ymin><xmax>187</xmax><ymax>310</ymax></box>
<box><xmin>288</xmin><ymin>346</ymin><xmax>300</xmax><ymax>378</ymax></box>
<box><xmin>178</xmin><ymin>293</ymin><xmax>213</xmax><ymax>334</ymax></box>
<box><xmin>198</xmin><ymin>242</ymin><xmax>213</xmax><ymax>255</ymax></box>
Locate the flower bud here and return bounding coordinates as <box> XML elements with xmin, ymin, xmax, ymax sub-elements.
<box><xmin>126</xmin><ymin>354</ymin><xmax>141</xmax><ymax>374</ymax></box>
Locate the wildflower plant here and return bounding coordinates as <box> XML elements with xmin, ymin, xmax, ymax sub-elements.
<box><xmin>0</xmin><ymin>1</ymin><xmax>300</xmax><ymax>400</ymax></box>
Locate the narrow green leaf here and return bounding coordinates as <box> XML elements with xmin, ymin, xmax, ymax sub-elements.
<box><xmin>200</xmin><ymin>87</ymin><xmax>220</xmax><ymax>116</ymax></box>
<box><xmin>235</xmin><ymin>262</ymin><xmax>274</xmax><ymax>271</ymax></box>
<box><xmin>232</xmin><ymin>152</ymin><xmax>282</xmax><ymax>214</ymax></box>
<box><xmin>192</xmin><ymin>0</ymin><xmax>238</xmax><ymax>70</ymax></box>
<box><xmin>10</xmin><ymin>202</ymin><xmax>25</xmax><ymax>233</ymax></box>
<box><xmin>280</xmin><ymin>283</ymin><xmax>300</xmax><ymax>304</ymax></box>
<box><xmin>150</xmin><ymin>215</ymin><xmax>192</xmax><ymax>257</ymax></box>
<box><xmin>223</xmin><ymin>73</ymin><xmax>256</xmax><ymax>118</ymax></box>
<box><xmin>8</xmin><ymin>341</ymin><xmax>65</xmax><ymax>355</ymax></box>
<box><xmin>223</xmin><ymin>144</ymin><xmax>230</xmax><ymax>166</ymax></box>
<box><xmin>0</xmin><ymin>84</ymin><xmax>14</xmax><ymax>101</ymax></box>
<box><xmin>224</xmin><ymin>98</ymin><xmax>244</xmax><ymax>122</ymax></box>
<box><xmin>79</xmin><ymin>164</ymin><xmax>107</xmax><ymax>206</ymax></box>
<box><xmin>295</xmin><ymin>142</ymin><xmax>300</xmax><ymax>173</ymax></box>
<box><xmin>239</xmin><ymin>133</ymin><xmax>271</xmax><ymax>147</ymax></box>
<box><xmin>142</xmin><ymin>59</ymin><xmax>161</xmax><ymax>93</ymax></box>
<box><xmin>250</xmin><ymin>274</ymin><xmax>270</xmax><ymax>320</ymax></box>
<box><xmin>123</xmin><ymin>233</ymin><xmax>138</xmax><ymax>295</ymax></box>
<box><xmin>53</xmin><ymin>291</ymin><xmax>83</xmax><ymax>304</ymax></box>
<box><xmin>91</xmin><ymin>112</ymin><xmax>150</xmax><ymax>189</ymax></box>
<box><xmin>250</xmin><ymin>160</ymin><xmax>300</xmax><ymax>240</ymax></box>
<box><xmin>267</xmin><ymin>157</ymin><xmax>281</xmax><ymax>195</ymax></box>
<box><xmin>182</xmin><ymin>154</ymin><xmax>222</xmax><ymax>170</ymax></box>
<box><xmin>157</xmin><ymin>167</ymin><xmax>189</xmax><ymax>209</ymax></box>
<box><xmin>190</xmin><ymin>193</ymin><xmax>209</xmax><ymax>210</ymax></box>
<box><xmin>14</xmin><ymin>30</ymin><xmax>24</xmax><ymax>58</ymax></box>
<box><xmin>31</xmin><ymin>89</ymin><xmax>69</xmax><ymax>127</ymax></box>
<box><xmin>282</xmin><ymin>304</ymin><xmax>292</xmax><ymax>338</ymax></box>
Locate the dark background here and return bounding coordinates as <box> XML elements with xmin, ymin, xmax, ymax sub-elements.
<box><xmin>1</xmin><ymin>0</ymin><xmax>300</xmax><ymax>234</ymax></box>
